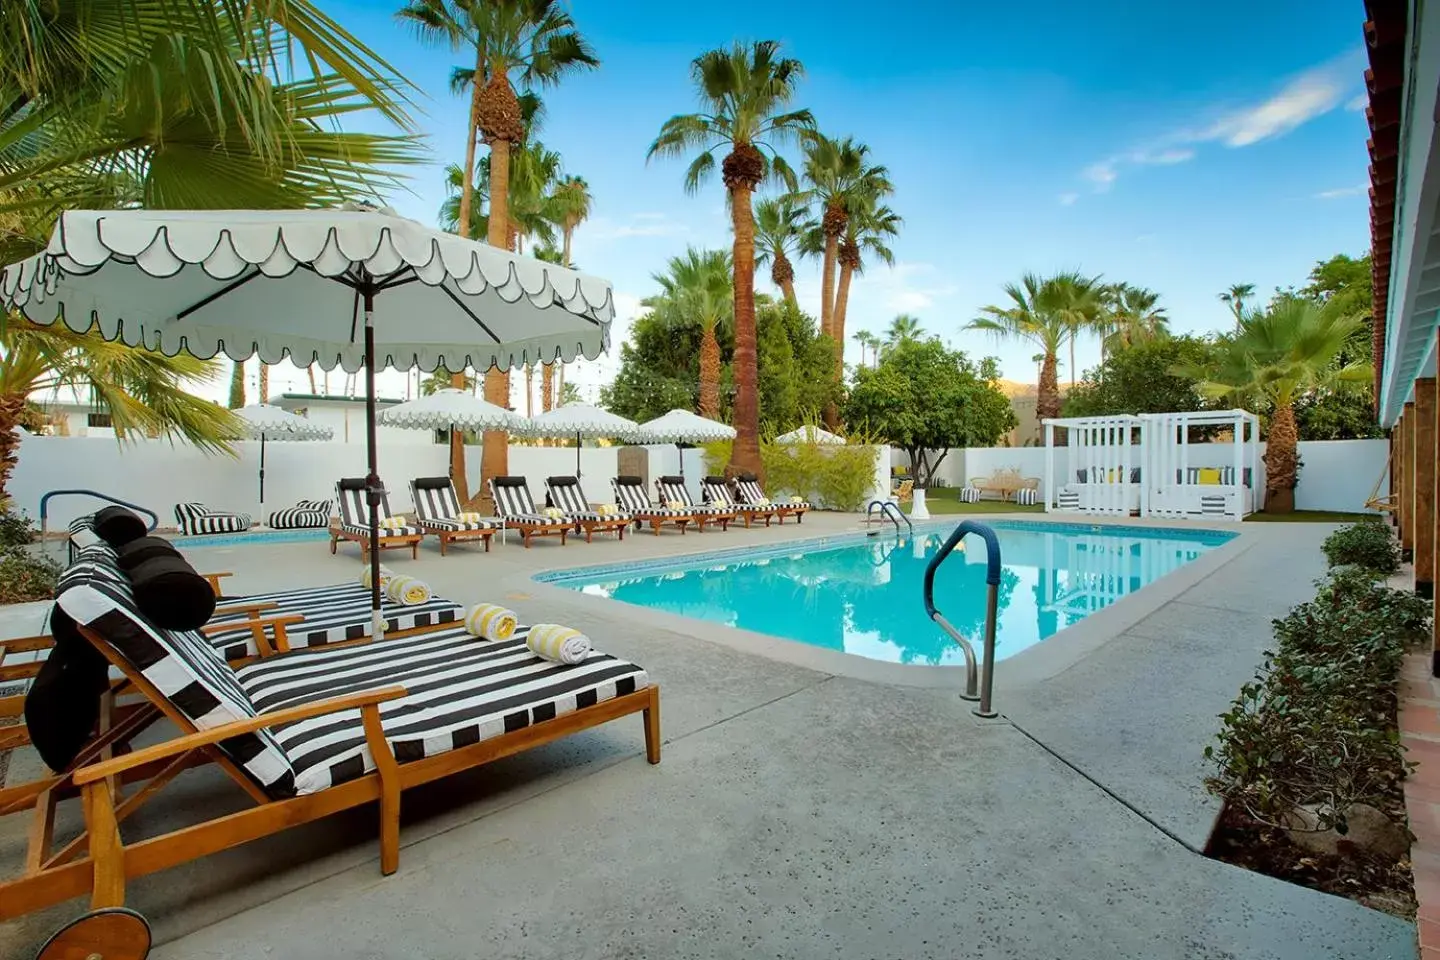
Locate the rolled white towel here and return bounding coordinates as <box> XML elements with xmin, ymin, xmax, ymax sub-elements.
<box><xmin>525</xmin><ymin>623</ymin><xmax>592</xmax><ymax>664</ymax></box>
<box><xmin>384</xmin><ymin>574</ymin><xmax>433</xmax><ymax>606</ymax></box>
<box><xmin>359</xmin><ymin>563</ymin><xmax>393</xmax><ymax>589</ymax></box>
<box><xmin>465</xmin><ymin>603</ymin><xmax>517</xmax><ymax>641</ymax></box>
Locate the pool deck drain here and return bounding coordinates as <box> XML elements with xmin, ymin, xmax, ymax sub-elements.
<box><xmin>0</xmin><ymin>512</ymin><xmax>1416</xmax><ymax>959</ymax></box>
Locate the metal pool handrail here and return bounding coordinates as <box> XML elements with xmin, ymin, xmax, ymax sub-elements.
<box><xmin>923</xmin><ymin>520</ymin><xmax>1001</xmax><ymax>718</ymax></box>
<box><xmin>865</xmin><ymin>499</ymin><xmax>912</xmax><ymax>534</ymax></box>
<box><xmin>40</xmin><ymin>489</ymin><xmax>159</xmax><ymax>544</ymax></box>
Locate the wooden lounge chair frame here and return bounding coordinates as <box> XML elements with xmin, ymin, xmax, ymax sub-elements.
<box><xmin>0</xmin><ymin>622</ymin><xmax>661</xmax><ymax>922</ymax></box>
<box><xmin>329</xmin><ymin>479</ymin><xmax>423</xmax><ymax>560</ymax></box>
<box><xmin>543</xmin><ymin>477</ymin><xmax>630</xmax><ymax>543</ymax></box>
<box><xmin>489</xmin><ymin>477</ymin><xmax>572</xmax><ymax>548</ymax></box>
<box><xmin>611</xmin><ymin>477</ymin><xmax>694</xmax><ymax>535</ymax></box>
<box><xmin>655</xmin><ymin>477</ymin><xmax>733</xmax><ymax>532</ymax></box>
<box><xmin>409</xmin><ymin>477</ymin><xmax>498</xmax><ymax>555</ymax></box>
<box><xmin>701</xmin><ymin>478</ymin><xmax>775</xmax><ymax>528</ymax></box>
<box><xmin>734</xmin><ymin>476</ymin><xmax>808</xmax><ymax>524</ymax></box>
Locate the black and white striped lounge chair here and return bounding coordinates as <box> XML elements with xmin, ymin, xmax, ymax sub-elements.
<box><xmin>734</xmin><ymin>473</ymin><xmax>809</xmax><ymax>524</ymax></box>
<box><xmin>0</xmin><ymin>544</ymin><xmax>660</xmax><ymax>921</ymax></box>
<box><xmin>409</xmin><ymin>477</ymin><xmax>500</xmax><ymax>555</ymax></box>
<box><xmin>330</xmin><ymin>478</ymin><xmax>423</xmax><ymax>560</ymax></box>
<box><xmin>655</xmin><ymin>475</ymin><xmax>733</xmax><ymax>532</ymax></box>
<box><xmin>174</xmin><ymin>502</ymin><xmax>253</xmax><ymax>536</ymax></box>
<box><xmin>488</xmin><ymin>476</ymin><xmax>571</xmax><ymax>548</ymax></box>
<box><xmin>701</xmin><ymin>476</ymin><xmax>774</xmax><ymax>528</ymax></box>
<box><xmin>267</xmin><ymin>499</ymin><xmax>332</xmax><ymax>530</ymax></box>
<box><xmin>611</xmin><ymin>475</ymin><xmax>694</xmax><ymax>535</ymax></box>
<box><xmin>544</xmin><ymin>476</ymin><xmax>630</xmax><ymax>543</ymax></box>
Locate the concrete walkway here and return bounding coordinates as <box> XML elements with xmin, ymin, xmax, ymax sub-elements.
<box><xmin>0</xmin><ymin>514</ymin><xmax>1417</xmax><ymax>959</ymax></box>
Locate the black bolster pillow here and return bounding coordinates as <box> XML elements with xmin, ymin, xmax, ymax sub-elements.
<box><xmin>116</xmin><ymin>536</ymin><xmax>181</xmax><ymax>571</ymax></box>
<box><xmin>659</xmin><ymin>475</ymin><xmax>686</xmax><ymax>485</ymax></box>
<box><xmin>92</xmin><ymin>506</ymin><xmax>147</xmax><ymax>547</ymax></box>
<box><xmin>128</xmin><ymin>554</ymin><xmax>216</xmax><ymax>630</ymax></box>
<box><xmin>25</xmin><ymin>604</ymin><xmax>112</xmax><ymax>770</ymax></box>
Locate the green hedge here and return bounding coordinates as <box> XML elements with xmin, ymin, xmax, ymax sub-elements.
<box><xmin>701</xmin><ymin>440</ymin><xmax>878</xmax><ymax>512</ymax></box>
<box><xmin>1320</xmin><ymin>515</ymin><xmax>1400</xmax><ymax>575</ymax></box>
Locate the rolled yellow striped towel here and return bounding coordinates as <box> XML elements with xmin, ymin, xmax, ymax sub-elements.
<box><xmin>359</xmin><ymin>563</ymin><xmax>394</xmax><ymax>589</ymax></box>
<box><xmin>595</xmin><ymin>503</ymin><xmax>617</xmax><ymax>516</ymax></box>
<box><xmin>526</xmin><ymin>623</ymin><xmax>592</xmax><ymax>664</ymax></box>
<box><xmin>789</xmin><ymin>496</ymin><xmax>804</xmax><ymax>504</ymax></box>
<box><xmin>543</xmin><ymin>507</ymin><xmax>566</xmax><ymax>520</ymax></box>
<box><xmin>384</xmin><ymin>574</ymin><xmax>432</xmax><ymax>606</ymax></box>
<box><xmin>455</xmin><ymin>511</ymin><xmax>485</xmax><ymax>523</ymax></box>
<box><xmin>665</xmin><ymin>500</ymin><xmax>684</xmax><ymax>511</ymax></box>
<box><xmin>464</xmin><ymin>603</ymin><xmax>517</xmax><ymax>641</ymax></box>
<box><xmin>377</xmin><ymin>515</ymin><xmax>407</xmax><ymax>531</ymax></box>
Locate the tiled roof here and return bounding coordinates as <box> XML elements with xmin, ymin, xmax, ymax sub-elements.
<box><xmin>1366</xmin><ymin>0</ymin><xmax>1408</xmax><ymax>410</ymax></box>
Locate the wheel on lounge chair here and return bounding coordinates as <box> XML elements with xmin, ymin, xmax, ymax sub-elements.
<box><xmin>36</xmin><ymin>908</ymin><xmax>152</xmax><ymax>960</ymax></box>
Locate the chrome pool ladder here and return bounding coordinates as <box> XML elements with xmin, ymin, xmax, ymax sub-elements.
<box><xmin>865</xmin><ymin>499</ymin><xmax>912</xmax><ymax>534</ymax></box>
<box><xmin>923</xmin><ymin>520</ymin><xmax>1001</xmax><ymax>718</ymax></box>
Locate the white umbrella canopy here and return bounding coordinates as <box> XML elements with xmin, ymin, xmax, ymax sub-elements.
<box><xmin>775</xmin><ymin>425</ymin><xmax>845</xmax><ymax>445</ymax></box>
<box><xmin>636</xmin><ymin>409</ymin><xmax>736</xmax><ymax>478</ymax></box>
<box><xmin>233</xmin><ymin>403</ymin><xmax>333</xmax><ymax>505</ymax></box>
<box><xmin>527</xmin><ymin>403</ymin><xmax>639</xmax><ymax>477</ymax></box>
<box><xmin>379</xmin><ymin>389</ymin><xmax>524</xmax><ymax>433</ymax></box>
<box><xmin>1</xmin><ymin>208</ymin><xmax>615</xmax><ymax>633</ymax></box>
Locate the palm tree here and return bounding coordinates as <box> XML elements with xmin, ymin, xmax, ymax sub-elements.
<box><xmin>852</xmin><ymin>330</ymin><xmax>879</xmax><ymax>368</ymax></box>
<box><xmin>1219</xmin><ymin>283</ymin><xmax>1255</xmax><ymax>330</ymax></box>
<box><xmin>968</xmin><ymin>273</ymin><xmax>1072</xmax><ymax>422</ymax></box>
<box><xmin>1104</xmin><ymin>285</ymin><xmax>1169</xmax><ymax>352</ymax></box>
<box><xmin>884</xmin><ymin>314</ymin><xmax>923</xmax><ymax>352</ymax></box>
<box><xmin>1181</xmin><ymin>299</ymin><xmax>1370</xmax><ymax>512</ymax></box>
<box><xmin>542</xmin><ymin>174</ymin><xmax>590</xmax><ymax>412</ymax></box>
<box><xmin>754</xmin><ymin>196</ymin><xmax>805</xmax><ymax>306</ymax></box>
<box><xmin>648</xmin><ymin>41</ymin><xmax>814</xmax><ymax>477</ymax></box>
<box><xmin>648</xmin><ymin>248</ymin><xmax>733</xmax><ymax>420</ymax></box>
<box><xmin>1045</xmin><ymin>271</ymin><xmax>1104</xmax><ymax>386</ymax></box>
<box><xmin>228</xmin><ymin>362</ymin><xmax>245</xmax><ymax>409</ymax></box>
<box><xmin>0</xmin><ymin>319</ymin><xmax>242</xmax><ymax>497</ymax></box>
<box><xmin>797</xmin><ymin>135</ymin><xmax>892</xmax><ymax>338</ymax></box>
<box><xmin>830</xmin><ymin>196</ymin><xmax>900</xmax><ymax>385</ymax></box>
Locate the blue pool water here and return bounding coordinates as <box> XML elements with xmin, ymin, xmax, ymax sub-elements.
<box><xmin>541</xmin><ymin>521</ymin><xmax>1235</xmax><ymax>666</ymax></box>
<box><xmin>177</xmin><ymin>529</ymin><xmax>329</xmax><ymax>548</ymax></box>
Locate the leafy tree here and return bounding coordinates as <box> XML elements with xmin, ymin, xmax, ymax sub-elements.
<box><xmin>1181</xmin><ymin>299</ymin><xmax>1370</xmax><ymax>511</ymax></box>
<box><xmin>1301</xmin><ymin>253</ymin><xmax>1373</xmax><ymax>364</ymax></box>
<box><xmin>648</xmin><ymin>41</ymin><xmax>814</xmax><ymax>479</ymax></box>
<box><xmin>844</xmin><ymin>338</ymin><xmax>1016</xmax><ymax>488</ymax></box>
<box><xmin>883</xmin><ymin>314</ymin><xmax>923</xmax><ymax>352</ymax></box>
<box><xmin>1294</xmin><ymin>389</ymin><xmax>1384</xmax><ymax>440</ymax></box>
<box><xmin>1063</xmin><ymin>337</ymin><xmax>1214</xmax><ymax>418</ymax></box>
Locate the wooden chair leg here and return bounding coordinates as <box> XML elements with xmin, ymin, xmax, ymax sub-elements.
<box><xmin>559</xmin><ymin>529</ymin><xmax>567</xmax><ymax>545</ymax></box>
<box><xmin>82</xmin><ymin>780</ymin><xmax>125</xmax><ymax>909</ymax></box>
<box><xmin>439</xmin><ymin>535</ymin><xmax>448</xmax><ymax>557</ymax></box>
<box><xmin>643</xmin><ymin>687</ymin><xmax>661</xmax><ymax>764</ymax></box>
<box><xmin>361</xmin><ymin>704</ymin><xmax>401</xmax><ymax>875</ymax></box>
<box><xmin>25</xmin><ymin>788</ymin><xmax>56</xmax><ymax>873</ymax></box>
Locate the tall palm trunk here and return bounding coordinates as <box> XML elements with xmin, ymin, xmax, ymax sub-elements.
<box><xmin>819</xmin><ymin>200</ymin><xmax>844</xmax><ymax>338</ymax></box>
<box><xmin>541</xmin><ymin>363</ymin><xmax>554</xmax><ymax>412</ymax></box>
<box><xmin>257</xmin><ymin>363</ymin><xmax>268</xmax><ymax>403</ymax></box>
<box><xmin>1068</xmin><ymin>335</ymin><xmax>1076</xmax><ymax>389</ymax></box>
<box><xmin>1264</xmin><ymin>401</ymin><xmax>1300</xmax><ymax>512</ymax></box>
<box><xmin>524</xmin><ymin>363</ymin><xmax>534</xmax><ymax>418</ymax></box>
<box><xmin>772</xmin><ymin>253</ymin><xmax>796</xmax><ymax>307</ymax></box>
<box><xmin>726</xmin><ymin>151</ymin><xmax>762</xmax><ymax>479</ymax></box>
<box><xmin>1036</xmin><ymin>352</ymin><xmax>1061</xmax><ymax>423</ymax></box>
<box><xmin>477</xmin><ymin>75</ymin><xmax>520</xmax><ymax>507</ymax></box>
<box><xmin>306</xmin><ymin>365</ymin><xmax>317</xmax><ymax>393</ymax></box>
<box><xmin>0</xmin><ymin>392</ymin><xmax>28</xmax><ymax>498</ymax></box>
<box><xmin>227</xmin><ymin>362</ymin><xmax>244</xmax><ymax>408</ymax></box>
<box><xmin>698</xmin><ymin>323</ymin><xmax>721</xmax><ymax>420</ymax></box>
<box><xmin>562</xmin><ymin>222</ymin><xmax>575</xmax><ymax>268</ymax></box>
<box><xmin>449</xmin><ymin>49</ymin><xmax>486</xmax><ymax>502</ymax></box>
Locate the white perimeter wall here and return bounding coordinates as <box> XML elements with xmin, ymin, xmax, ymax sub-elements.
<box><xmin>889</xmin><ymin>438</ymin><xmax>1388</xmax><ymax>514</ymax></box>
<box><xmin>12</xmin><ymin>435</ymin><xmax>895</xmax><ymax>527</ymax></box>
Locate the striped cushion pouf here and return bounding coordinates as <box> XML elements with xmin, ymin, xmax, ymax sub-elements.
<box><xmin>1057</xmin><ymin>491</ymin><xmax>1081</xmax><ymax>511</ymax></box>
<box><xmin>204</xmin><ymin>582</ymin><xmax>464</xmax><ymax>660</ymax></box>
<box><xmin>1200</xmin><ymin>495</ymin><xmax>1228</xmax><ymax>516</ymax></box>
<box><xmin>56</xmin><ymin>545</ymin><xmax>295</xmax><ymax>797</ymax></box>
<box><xmin>268</xmin><ymin>506</ymin><xmax>329</xmax><ymax>529</ymax></box>
<box><xmin>1014</xmin><ymin>488</ymin><xmax>1038</xmax><ymax>506</ymax></box>
<box><xmin>174</xmin><ymin>503</ymin><xmax>252</xmax><ymax>535</ymax></box>
<box><xmin>958</xmin><ymin>487</ymin><xmax>981</xmax><ymax>504</ymax></box>
<box><xmin>236</xmin><ymin>627</ymin><xmax>650</xmax><ymax>795</ymax></box>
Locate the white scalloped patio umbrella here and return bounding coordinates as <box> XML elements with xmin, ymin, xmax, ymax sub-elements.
<box><xmin>775</xmin><ymin>425</ymin><xmax>845</xmax><ymax>445</ymax></box>
<box><xmin>234</xmin><ymin>403</ymin><xmax>333</xmax><ymax>505</ymax></box>
<box><xmin>378</xmin><ymin>389</ymin><xmax>525</xmax><ymax>481</ymax></box>
<box><xmin>636</xmin><ymin>409</ymin><xmax>736</xmax><ymax>477</ymax></box>
<box><xmin>2</xmin><ymin>208</ymin><xmax>613</xmax><ymax>634</ymax></box>
<box><xmin>527</xmin><ymin>403</ymin><xmax>638</xmax><ymax>477</ymax></box>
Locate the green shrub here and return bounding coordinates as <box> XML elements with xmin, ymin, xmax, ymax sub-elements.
<box><xmin>0</xmin><ymin>549</ymin><xmax>61</xmax><ymax>605</ymax></box>
<box><xmin>0</xmin><ymin>510</ymin><xmax>39</xmax><ymax>551</ymax></box>
<box><xmin>1321</xmin><ymin>517</ymin><xmax>1400</xmax><ymax>575</ymax></box>
<box><xmin>700</xmin><ymin>439</ymin><xmax>879</xmax><ymax>511</ymax></box>
<box><xmin>1205</xmin><ymin>567</ymin><xmax>1431</xmax><ymax>830</ymax></box>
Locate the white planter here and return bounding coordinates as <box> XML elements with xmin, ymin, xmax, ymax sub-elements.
<box><xmin>911</xmin><ymin>488</ymin><xmax>931</xmax><ymax>520</ymax></box>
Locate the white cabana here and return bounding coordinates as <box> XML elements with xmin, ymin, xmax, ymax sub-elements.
<box><xmin>233</xmin><ymin>403</ymin><xmax>333</xmax><ymax>504</ymax></box>
<box><xmin>1042</xmin><ymin>414</ymin><xmax>1146</xmax><ymax>516</ymax></box>
<box><xmin>1143</xmin><ymin>409</ymin><xmax>1261</xmax><ymax>521</ymax></box>
<box><xmin>775</xmin><ymin>425</ymin><xmax>844</xmax><ymax>445</ymax></box>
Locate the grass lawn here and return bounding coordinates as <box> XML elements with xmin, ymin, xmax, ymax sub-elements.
<box><xmin>898</xmin><ymin>488</ymin><xmax>1044</xmax><ymax>516</ymax></box>
<box><xmin>1245</xmin><ymin>510</ymin><xmax>1380</xmax><ymax>523</ymax></box>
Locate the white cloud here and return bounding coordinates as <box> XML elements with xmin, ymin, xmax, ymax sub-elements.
<box><xmin>851</xmin><ymin>261</ymin><xmax>958</xmax><ymax>315</ymax></box>
<box><xmin>1072</xmin><ymin>51</ymin><xmax>1362</xmax><ymax>194</ymax></box>
<box><xmin>1346</xmin><ymin>93</ymin><xmax>1368</xmax><ymax>111</ymax></box>
<box><xmin>587</xmin><ymin>212</ymin><xmax>690</xmax><ymax>240</ymax></box>
<box><xmin>1314</xmin><ymin>183</ymin><xmax>1368</xmax><ymax>199</ymax></box>
<box><xmin>1058</xmin><ymin>192</ymin><xmax>1079</xmax><ymax>206</ymax></box>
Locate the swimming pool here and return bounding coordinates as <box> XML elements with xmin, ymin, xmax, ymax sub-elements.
<box><xmin>176</xmin><ymin>528</ymin><xmax>329</xmax><ymax>548</ymax></box>
<box><xmin>540</xmin><ymin>521</ymin><xmax>1235</xmax><ymax>666</ymax></box>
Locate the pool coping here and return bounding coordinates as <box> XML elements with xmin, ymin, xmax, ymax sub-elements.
<box><xmin>523</xmin><ymin>515</ymin><xmax>1256</xmax><ymax>691</ymax></box>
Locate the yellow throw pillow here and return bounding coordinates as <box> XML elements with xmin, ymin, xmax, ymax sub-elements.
<box><xmin>1197</xmin><ymin>468</ymin><xmax>1221</xmax><ymax>486</ymax></box>
<box><xmin>454</xmin><ymin>511</ymin><xmax>483</xmax><ymax>523</ymax></box>
<box><xmin>377</xmin><ymin>515</ymin><xmax>406</xmax><ymax>531</ymax></box>
<box><xmin>665</xmin><ymin>500</ymin><xmax>684</xmax><ymax>511</ymax></box>
<box><xmin>544</xmin><ymin>507</ymin><xmax>565</xmax><ymax>520</ymax></box>
<box><xmin>789</xmin><ymin>496</ymin><xmax>804</xmax><ymax>504</ymax></box>
<box><xmin>596</xmin><ymin>503</ymin><xmax>618</xmax><ymax>516</ymax></box>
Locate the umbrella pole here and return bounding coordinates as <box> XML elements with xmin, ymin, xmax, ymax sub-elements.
<box><xmin>363</xmin><ymin>289</ymin><xmax>384</xmax><ymax>638</ymax></box>
<box><xmin>576</xmin><ymin>431</ymin><xmax>581</xmax><ymax>478</ymax></box>
<box><xmin>677</xmin><ymin>443</ymin><xmax>684</xmax><ymax>478</ymax></box>
<box><xmin>259</xmin><ymin>433</ymin><xmax>266</xmax><ymax>506</ymax></box>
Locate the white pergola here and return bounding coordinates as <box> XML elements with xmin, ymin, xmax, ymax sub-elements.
<box><xmin>1042</xmin><ymin>414</ymin><xmax>1145</xmax><ymax>516</ymax></box>
<box><xmin>1143</xmin><ymin>409</ymin><xmax>1261</xmax><ymax>521</ymax></box>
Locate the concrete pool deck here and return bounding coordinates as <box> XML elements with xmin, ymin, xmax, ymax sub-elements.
<box><xmin>0</xmin><ymin>512</ymin><xmax>1417</xmax><ymax>959</ymax></box>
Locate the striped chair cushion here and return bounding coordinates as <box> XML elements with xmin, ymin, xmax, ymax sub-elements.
<box><xmin>236</xmin><ymin>626</ymin><xmax>650</xmax><ymax>796</ymax></box>
<box><xmin>655</xmin><ymin>477</ymin><xmax>724</xmax><ymax>514</ymax></box>
<box><xmin>268</xmin><ymin>506</ymin><xmax>328</xmax><ymax>529</ymax></box>
<box><xmin>68</xmin><ymin>515</ymin><xmax>104</xmax><ymax>561</ymax></box>
<box><xmin>297</xmin><ymin>499</ymin><xmax>333</xmax><ymax>513</ymax></box>
<box><xmin>56</xmin><ymin>545</ymin><xmax>294</xmax><ymax>797</ymax></box>
<box><xmin>174</xmin><ymin>503</ymin><xmax>252</xmax><ymax>535</ymax></box>
<box><xmin>409</xmin><ymin>479</ymin><xmax>499</xmax><ymax>530</ymax></box>
<box><xmin>958</xmin><ymin>487</ymin><xmax>981</xmax><ymax>503</ymax></box>
<box><xmin>701</xmin><ymin>480</ymin><xmax>763</xmax><ymax>512</ymax></box>
<box><xmin>1014</xmin><ymin>488</ymin><xmax>1038</xmax><ymax>506</ymax></box>
<box><xmin>334</xmin><ymin>479</ymin><xmax>417</xmax><ymax>535</ymax></box>
<box><xmin>206</xmin><ymin>582</ymin><xmax>463</xmax><ymax>660</ymax></box>
<box><xmin>612</xmin><ymin>478</ymin><xmax>689</xmax><ymax>517</ymax></box>
<box><xmin>546</xmin><ymin>477</ymin><xmax>628</xmax><ymax>522</ymax></box>
<box><xmin>736</xmin><ymin>479</ymin><xmax>809</xmax><ymax>510</ymax></box>
<box><xmin>339</xmin><ymin>521</ymin><xmax>422</xmax><ymax>538</ymax></box>
<box><xmin>489</xmin><ymin>477</ymin><xmax>551</xmax><ymax>523</ymax></box>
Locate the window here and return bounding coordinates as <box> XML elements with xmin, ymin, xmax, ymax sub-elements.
<box><xmin>87</xmin><ymin>413</ymin><xmax>112</xmax><ymax>428</ymax></box>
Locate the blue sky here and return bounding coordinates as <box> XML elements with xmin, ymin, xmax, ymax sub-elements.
<box><xmin>262</xmin><ymin>0</ymin><xmax>1373</xmax><ymax>403</ymax></box>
